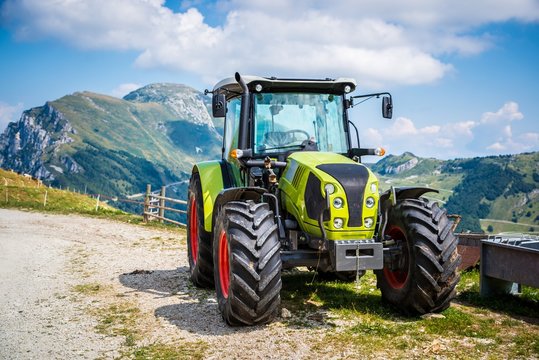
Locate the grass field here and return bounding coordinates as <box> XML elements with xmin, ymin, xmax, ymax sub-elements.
<box><xmin>280</xmin><ymin>269</ymin><xmax>539</xmax><ymax>359</ymax></box>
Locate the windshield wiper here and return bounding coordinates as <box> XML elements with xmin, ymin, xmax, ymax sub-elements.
<box><xmin>258</xmin><ymin>143</ymin><xmax>305</xmax><ymax>152</ymax></box>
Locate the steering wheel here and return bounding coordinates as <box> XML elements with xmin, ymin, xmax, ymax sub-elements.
<box><xmin>285</xmin><ymin>129</ymin><xmax>310</xmax><ymax>142</ymax></box>
<box><xmin>264</xmin><ymin>129</ymin><xmax>310</xmax><ymax>147</ymax></box>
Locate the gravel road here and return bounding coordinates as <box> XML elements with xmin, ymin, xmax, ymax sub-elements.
<box><xmin>0</xmin><ymin>209</ymin><xmax>322</xmax><ymax>359</ymax></box>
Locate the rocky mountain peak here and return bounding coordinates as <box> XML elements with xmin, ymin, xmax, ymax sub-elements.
<box><xmin>0</xmin><ymin>102</ymin><xmax>77</xmax><ymax>180</ymax></box>
<box><xmin>123</xmin><ymin>83</ymin><xmax>214</xmax><ymax>129</ymax></box>
<box><xmin>371</xmin><ymin>152</ymin><xmax>420</xmax><ymax>175</ymax></box>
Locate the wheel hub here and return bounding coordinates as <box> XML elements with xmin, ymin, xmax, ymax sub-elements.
<box><xmin>189</xmin><ymin>197</ymin><xmax>199</xmax><ymax>264</ymax></box>
<box><xmin>218</xmin><ymin>230</ymin><xmax>230</xmax><ymax>298</ymax></box>
<box><xmin>383</xmin><ymin>227</ymin><xmax>409</xmax><ymax>289</ymax></box>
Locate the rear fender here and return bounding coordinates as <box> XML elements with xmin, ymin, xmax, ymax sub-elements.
<box><xmin>193</xmin><ymin>161</ymin><xmax>233</xmax><ymax>232</ymax></box>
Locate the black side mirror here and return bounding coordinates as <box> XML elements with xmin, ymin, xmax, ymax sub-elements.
<box><xmin>382</xmin><ymin>96</ymin><xmax>392</xmax><ymax>119</ymax></box>
<box><xmin>382</xmin><ymin>96</ymin><xmax>393</xmax><ymax>119</ymax></box>
<box><xmin>212</xmin><ymin>93</ymin><xmax>226</xmax><ymax>117</ymax></box>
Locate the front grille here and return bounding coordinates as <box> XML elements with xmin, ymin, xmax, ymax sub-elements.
<box><xmin>316</xmin><ymin>163</ymin><xmax>369</xmax><ymax>227</ymax></box>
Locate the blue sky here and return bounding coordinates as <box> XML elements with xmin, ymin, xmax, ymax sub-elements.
<box><xmin>1</xmin><ymin>0</ymin><xmax>538</xmax><ymax>160</ymax></box>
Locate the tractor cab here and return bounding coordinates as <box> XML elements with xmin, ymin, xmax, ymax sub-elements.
<box><xmin>210</xmin><ymin>73</ymin><xmax>391</xmax><ymax>167</ymax></box>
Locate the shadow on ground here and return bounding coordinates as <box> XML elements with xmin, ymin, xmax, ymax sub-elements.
<box><xmin>118</xmin><ymin>266</ymin><xmax>429</xmax><ymax>334</ymax></box>
<box><xmin>119</xmin><ymin>266</ymin><xmax>258</xmax><ymax>335</ymax></box>
<box><xmin>119</xmin><ymin>268</ymin><xmax>184</xmax><ymax>298</ymax></box>
<box><xmin>119</xmin><ymin>266</ymin><xmax>538</xmax><ymax>335</ymax></box>
<box><xmin>279</xmin><ymin>270</ymin><xmax>403</xmax><ymax>325</ymax></box>
<box><xmin>456</xmin><ymin>291</ymin><xmax>539</xmax><ymax>325</ymax></box>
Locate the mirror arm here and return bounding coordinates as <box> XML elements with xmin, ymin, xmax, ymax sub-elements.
<box><xmin>349</xmin><ymin>92</ymin><xmax>392</xmax><ymax>107</ymax></box>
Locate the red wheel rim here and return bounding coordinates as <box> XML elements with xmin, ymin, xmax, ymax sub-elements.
<box><xmin>218</xmin><ymin>230</ymin><xmax>230</xmax><ymax>298</ymax></box>
<box><xmin>383</xmin><ymin>226</ymin><xmax>409</xmax><ymax>289</ymax></box>
<box><xmin>189</xmin><ymin>197</ymin><xmax>198</xmax><ymax>264</ymax></box>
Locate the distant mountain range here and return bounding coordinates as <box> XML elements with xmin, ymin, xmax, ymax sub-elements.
<box><xmin>0</xmin><ymin>83</ymin><xmax>222</xmax><ymax>213</ymax></box>
<box><xmin>0</xmin><ymin>84</ymin><xmax>537</xmax><ymax>233</ymax></box>
<box><xmin>371</xmin><ymin>151</ymin><xmax>539</xmax><ymax>233</ymax></box>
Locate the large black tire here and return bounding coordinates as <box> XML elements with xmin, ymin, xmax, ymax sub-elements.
<box><xmin>376</xmin><ymin>198</ymin><xmax>461</xmax><ymax>315</ymax></box>
<box><xmin>213</xmin><ymin>201</ymin><xmax>282</xmax><ymax>326</ymax></box>
<box><xmin>186</xmin><ymin>172</ymin><xmax>214</xmax><ymax>288</ymax></box>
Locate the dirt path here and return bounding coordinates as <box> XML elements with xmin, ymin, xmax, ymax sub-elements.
<box><xmin>3</xmin><ymin>209</ymin><xmax>537</xmax><ymax>359</ymax></box>
<box><xmin>0</xmin><ymin>209</ymin><xmax>319</xmax><ymax>359</ymax></box>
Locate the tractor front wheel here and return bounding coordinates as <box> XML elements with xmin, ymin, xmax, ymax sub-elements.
<box><xmin>213</xmin><ymin>201</ymin><xmax>282</xmax><ymax>325</ymax></box>
<box><xmin>376</xmin><ymin>198</ymin><xmax>461</xmax><ymax>314</ymax></box>
<box><xmin>187</xmin><ymin>172</ymin><xmax>214</xmax><ymax>288</ymax></box>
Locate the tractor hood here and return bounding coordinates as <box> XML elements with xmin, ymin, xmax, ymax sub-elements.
<box><xmin>279</xmin><ymin>152</ymin><xmax>380</xmax><ymax>240</ymax></box>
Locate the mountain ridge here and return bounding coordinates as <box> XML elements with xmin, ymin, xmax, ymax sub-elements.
<box><xmin>1</xmin><ymin>84</ymin><xmax>537</xmax><ymax>232</ymax></box>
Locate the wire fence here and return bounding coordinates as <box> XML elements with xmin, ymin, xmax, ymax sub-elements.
<box><xmin>1</xmin><ymin>174</ymin><xmax>187</xmax><ymax>226</ymax></box>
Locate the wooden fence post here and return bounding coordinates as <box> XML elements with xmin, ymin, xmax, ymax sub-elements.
<box><xmin>159</xmin><ymin>186</ymin><xmax>166</xmax><ymax>223</ymax></box>
<box><xmin>3</xmin><ymin>178</ymin><xmax>7</xmax><ymax>204</ymax></box>
<box><xmin>44</xmin><ymin>190</ymin><xmax>48</xmax><ymax>207</ymax></box>
<box><xmin>95</xmin><ymin>194</ymin><xmax>100</xmax><ymax>211</ymax></box>
<box><xmin>143</xmin><ymin>184</ymin><xmax>151</xmax><ymax>223</ymax></box>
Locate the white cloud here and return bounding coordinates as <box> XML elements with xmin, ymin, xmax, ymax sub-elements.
<box><xmin>486</xmin><ymin>142</ymin><xmax>505</xmax><ymax>151</ymax></box>
<box><xmin>388</xmin><ymin>117</ymin><xmax>419</xmax><ymax>136</ymax></box>
<box><xmin>0</xmin><ymin>102</ymin><xmax>23</xmax><ymax>133</ymax></box>
<box><xmin>362</xmin><ymin>128</ymin><xmax>383</xmax><ymax>145</ymax></box>
<box><xmin>480</xmin><ymin>101</ymin><xmax>524</xmax><ymax>123</ymax></box>
<box><xmin>359</xmin><ymin>101</ymin><xmax>539</xmax><ymax>159</ymax></box>
<box><xmin>111</xmin><ymin>83</ymin><xmax>142</xmax><ymax>98</ymax></box>
<box><xmin>2</xmin><ymin>0</ymin><xmax>538</xmax><ymax>88</ymax></box>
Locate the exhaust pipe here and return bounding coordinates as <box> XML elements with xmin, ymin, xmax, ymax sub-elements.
<box><xmin>235</xmin><ymin>72</ymin><xmax>250</xmax><ymax>150</ymax></box>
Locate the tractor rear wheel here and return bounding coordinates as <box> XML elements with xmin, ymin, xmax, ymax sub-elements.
<box><xmin>376</xmin><ymin>198</ymin><xmax>461</xmax><ymax>314</ymax></box>
<box><xmin>187</xmin><ymin>172</ymin><xmax>214</xmax><ymax>288</ymax></box>
<box><xmin>213</xmin><ymin>201</ymin><xmax>282</xmax><ymax>325</ymax></box>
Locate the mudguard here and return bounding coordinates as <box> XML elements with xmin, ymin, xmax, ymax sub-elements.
<box><xmin>379</xmin><ymin>186</ymin><xmax>439</xmax><ymax>208</ymax></box>
<box><xmin>192</xmin><ymin>161</ymin><xmax>233</xmax><ymax>232</ymax></box>
<box><xmin>213</xmin><ymin>187</ymin><xmax>267</xmax><ymax>211</ymax></box>
<box><xmin>378</xmin><ymin>186</ymin><xmax>439</xmax><ymax>239</ymax></box>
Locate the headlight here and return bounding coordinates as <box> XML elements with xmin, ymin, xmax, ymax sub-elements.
<box><xmin>333</xmin><ymin>197</ymin><xmax>344</xmax><ymax>209</ymax></box>
<box><xmin>364</xmin><ymin>217</ymin><xmax>374</xmax><ymax>228</ymax></box>
<box><xmin>255</xmin><ymin>83</ymin><xmax>263</xmax><ymax>92</ymax></box>
<box><xmin>344</xmin><ymin>85</ymin><xmax>351</xmax><ymax>93</ymax></box>
<box><xmin>366</xmin><ymin>196</ymin><xmax>375</xmax><ymax>208</ymax></box>
<box><xmin>324</xmin><ymin>183</ymin><xmax>335</xmax><ymax>195</ymax></box>
<box><xmin>333</xmin><ymin>218</ymin><xmax>344</xmax><ymax>229</ymax></box>
<box><xmin>370</xmin><ymin>183</ymin><xmax>377</xmax><ymax>193</ymax></box>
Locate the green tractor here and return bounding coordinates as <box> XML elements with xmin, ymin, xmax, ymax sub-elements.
<box><xmin>187</xmin><ymin>73</ymin><xmax>461</xmax><ymax>325</ymax></box>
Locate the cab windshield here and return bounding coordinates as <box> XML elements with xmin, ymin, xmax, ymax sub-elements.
<box><xmin>253</xmin><ymin>93</ymin><xmax>348</xmax><ymax>155</ymax></box>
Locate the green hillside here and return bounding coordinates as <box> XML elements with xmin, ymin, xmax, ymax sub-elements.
<box><xmin>443</xmin><ymin>153</ymin><xmax>537</xmax><ymax>232</ymax></box>
<box><xmin>0</xmin><ymin>168</ymin><xmax>120</xmax><ymax>215</ymax></box>
<box><xmin>50</xmin><ymin>90</ymin><xmax>220</xmax><ymax>175</ymax></box>
<box><xmin>370</xmin><ymin>151</ymin><xmax>539</xmax><ymax>233</ymax></box>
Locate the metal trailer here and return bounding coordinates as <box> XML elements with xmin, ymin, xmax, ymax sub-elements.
<box><xmin>480</xmin><ymin>233</ymin><xmax>539</xmax><ymax>297</ymax></box>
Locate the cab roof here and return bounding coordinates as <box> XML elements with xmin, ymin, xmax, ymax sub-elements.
<box><xmin>213</xmin><ymin>75</ymin><xmax>357</xmax><ymax>99</ymax></box>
